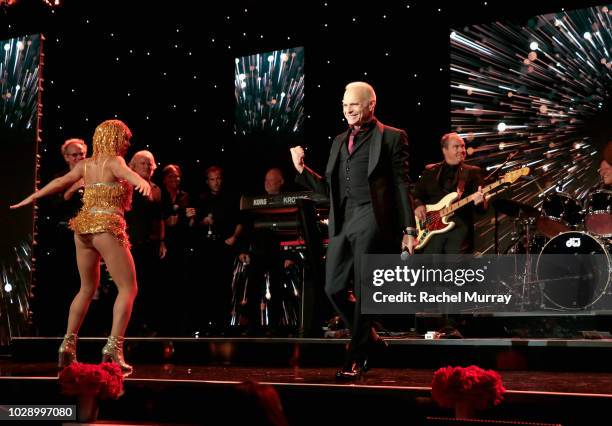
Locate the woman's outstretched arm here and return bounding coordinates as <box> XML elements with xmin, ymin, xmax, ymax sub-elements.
<box><xmin>10</xmin><ymin>161</ymin><xmax>85</xmax><ymax>209</ymax></box>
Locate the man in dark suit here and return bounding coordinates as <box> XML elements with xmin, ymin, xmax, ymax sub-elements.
<box><xmin>190</xmin><ymin>166</ymin><xmax>242</xmax><ymax>335</ymax></box>
<box><xmin>413</xmin><ymin>132</ymin><xmax>487</xmax><ymax>254</ymax></box>
<box><xmin>412</xmin><ymin>133</ymin><xmax>487</xmax><ymax>338</ymax></box>
<box><xmin>290</xmin><ymin>81</ymin><xmax>417</xmax><ymax>380</ymax></box>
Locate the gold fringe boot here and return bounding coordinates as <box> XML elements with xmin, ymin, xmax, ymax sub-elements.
<box><xmin>102</xmin><ymin>336</ymin><xmax>133</xmax><ymax>376</ymax></box>
<box><xmin>58</xmin><ymin>333</ymin><xmax>78</xmax><ymax>369</ymax></box>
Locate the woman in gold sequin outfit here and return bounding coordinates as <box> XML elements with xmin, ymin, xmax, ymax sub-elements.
<box><xmin>11</xmin><ymin>120</ymin><xmax>151</xmax><ymax>375</ymax></box>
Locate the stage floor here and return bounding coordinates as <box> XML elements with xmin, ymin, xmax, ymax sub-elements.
<box><xmin>2</xmin><ymin>361</ymin><xmax>612</xmax><ymax>397</ymax></box>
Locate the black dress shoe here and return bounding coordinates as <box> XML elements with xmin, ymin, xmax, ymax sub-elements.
<box><xmin>335</xmin><ymin>358</ymin><xmax>368</xmax><ymax>381</ymax></box>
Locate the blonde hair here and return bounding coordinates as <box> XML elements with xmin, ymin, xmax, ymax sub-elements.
<box><xmin>61</xmin><ymin>138</ymin><xmax>87</xmax><ymax>155</ymax></box>
<box><xmin>92</xmin><ymin>120</ymin><xmax>132</xmax><ymax>159</ymax></box>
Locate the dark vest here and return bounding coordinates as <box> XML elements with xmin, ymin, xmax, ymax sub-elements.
<box><xmin>338</xmin><ymin>132</ymin><xmax>372</xmax><ymax>206</ymax></box>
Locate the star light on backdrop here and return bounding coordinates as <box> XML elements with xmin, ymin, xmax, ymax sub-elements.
<box><xmin>234</xmin><ymin>46</ymin><xmax>305</xmax><ymax>135</ymax></box>
<box><xmin>450</xmin><ymin>3</ymin><xmax>612</xmax><ymax>253</ymax></box>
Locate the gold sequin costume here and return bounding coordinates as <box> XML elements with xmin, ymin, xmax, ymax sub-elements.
<box><xmin>69</xmin><ymin>120</ymin><xmax>133</xmax><ymax>247</ymax></box>
<box><xmin>69</xmin><ymin>180</ymin><xmax>133</xmax><ymax>247</ymax></box>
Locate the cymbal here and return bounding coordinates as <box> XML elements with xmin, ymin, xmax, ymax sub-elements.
<box><xmin>492</xmin><ymin>199</ymin><xmax>540</xmax><ymax>218</ymax></box>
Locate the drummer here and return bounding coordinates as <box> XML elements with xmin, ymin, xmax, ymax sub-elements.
<box><xmin>583</xmin><ymin>158</ymin><xmax>612</xmax><ymax>238</ymax></box>
<box><xmin>599</xmin><ymin>159</ymin><xmax>612</xmax><ymax>187</ymax></box>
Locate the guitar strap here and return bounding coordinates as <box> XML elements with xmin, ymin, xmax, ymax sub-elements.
<box><xmin>456</xmin><ymin>165</ymin><xmax>468</xmax><ymax>199</ymax></box>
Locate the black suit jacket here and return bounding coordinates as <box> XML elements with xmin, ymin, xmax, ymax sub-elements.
<box><xmin>413</xmin><ymin>162</ymin><xmax>484</xmax><ymax>204</ymax></box>
<box><xmin>413</xmin><ymin>161</ymin><xmax>486</xmax><ymax>232</ymax></box>
<box><xmin>296</xmin><ymin>120</ymin><xmax>415</xmax><ymax>242</ymax></box>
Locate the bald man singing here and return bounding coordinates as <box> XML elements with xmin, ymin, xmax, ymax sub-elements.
<box><xmin>290</xmin><ymin>82</ymin><xmax>417</xmax><ymax>380</ymax></box>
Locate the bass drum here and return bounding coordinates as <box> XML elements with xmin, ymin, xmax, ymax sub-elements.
<box><xmin>584</xmin><ymin>189</ymin><xmax>612</xmax><ymax>237</ymax></box>
<box><xmin>536</xmin><ymin>232</ymin><xmax>611</xmax><ymax>310</ymax></box>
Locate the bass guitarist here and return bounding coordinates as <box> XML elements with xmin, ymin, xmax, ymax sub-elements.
<box><xmin>413</xmin><ymin>132</ymin><xmax>488</xmax><ymax>254</ymax></box>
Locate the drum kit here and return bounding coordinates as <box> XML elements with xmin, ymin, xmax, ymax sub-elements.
<box><xmin>495</xmin><ymin>189</ymin><xmax>612</xmax><ymax>311</ymax></box>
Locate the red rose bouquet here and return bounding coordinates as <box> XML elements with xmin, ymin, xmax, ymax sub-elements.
<box><xmin>59</xmin><ymin>362</ymin><xmax>124</xmax><ymax>399</ymax></box>
<box><xmin>431</xmin><ymin>365</ymin><xmax>506</xmax><ymax>414</ymax></box>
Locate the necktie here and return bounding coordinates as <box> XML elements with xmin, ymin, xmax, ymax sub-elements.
<box><xmin>348</xmin><ymin>127</ymin><xmax>359</xmax><ymax>154</ymax></box>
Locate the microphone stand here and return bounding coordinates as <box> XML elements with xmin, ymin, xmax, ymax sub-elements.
<box><xmin>487</xmin><ymin>150</ymin><xmax>519</xmax><ymax>255</ymax></box>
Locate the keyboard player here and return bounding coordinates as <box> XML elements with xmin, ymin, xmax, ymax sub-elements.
<box><xmin>236</xmin><ymin>168</ymin><xmax>302</xmax><ymax>336</ymax></box>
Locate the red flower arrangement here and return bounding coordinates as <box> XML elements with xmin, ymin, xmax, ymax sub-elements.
<box><xmin>59</xmin><ymin>362</ymin><xmax>124</xmax><ymax>399</ymax></box>
<box><xmin>431</xmin><ymin>365</ymin><xmax>506</xmax><ymax>411</ymax></box>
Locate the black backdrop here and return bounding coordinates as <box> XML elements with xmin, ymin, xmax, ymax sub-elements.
<box><xmin>1</xmin><ymin>0</ymin><xmax>605</xmax><ymax>197</ymax></box>
<box><xmin>0</xmin><ymin>0</ymin><xmax>610</xmax><ymax>335</ymax></box>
